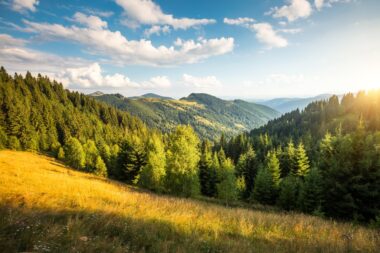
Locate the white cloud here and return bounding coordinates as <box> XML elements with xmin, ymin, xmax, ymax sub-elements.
<box><xmin>55</xmin><ymin>63</ymin><xmax>171</xmax><ymax>89</ymax></box>
<box><xmin>115</xmin><ymin>0</ymin><xmax>216</xmax><ymax>30</ymax></box>
<box><xmin>11</xmin><ymin>0</ymin><xmax>39</xmax><ymax>13</ymax></box>
<box><xmin>270</xmin><ymin>0</ymin><xmax>312</xmax><ymax>22</ymax></box>
<box><xmin>315</xmin><ymin>0</ymin><xmax>351</xmax><ymax>11</ymax></box>
<box><xmin>22</xmin><ymin>19</ymin><xmax>234</xmax><ymax>66</ymax></box>
<box><xmin>223</xmin><ymin>17</ymin><xmax>255</xmax><ymax>26</ymax></box>
<box><xmin>0</xmin><ymin>34</ymin><xmax>171</xmax><ymax>89</ymax></box>
<box><xmin>279</xmin><ymin>28</ymin><xmax>303</xmax><ymax>34</ymax></box>
<box><xmin>144</xmin><ymin>25</ymin><xmax>170</xmax><ymax>38</ymax></box>
<box><xmin>182</xmin><ymin>74</ymin><xmax>221</xmax><ymax>88</ymax></box>
<box><xmin>72</xmin><ymin>12</ymin><xmax>108</xmax><ymax>30</ymax></box>
<box><xmin>250</xmin><ymin>23</ymin><xmax>288</xmax><ymax>48</ymax></box>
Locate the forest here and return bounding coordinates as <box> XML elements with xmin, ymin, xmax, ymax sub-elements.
<box><xmin>1</xmin><ymin>67</ymin><xmax>379</xmax><ymax>225</ymax></box>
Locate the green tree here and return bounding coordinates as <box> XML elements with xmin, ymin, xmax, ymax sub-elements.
<box><xmin>8</xmin><ymin>136</ymin><xmax>21</xmax><ymax>150</ymax></box>
<box><xmin>295</xmin><ymin>142</ymin><xmax>310</xmax><ymax>177</ymax></box>
<box><xmin>118</xmin><ymin>134</ymin><xmax>147</xmax><ymax>184</ymax></box>
<box><xmin>199</xmin><ymin>140</ymin><xmax>217</xmax><ymax>197</ymax></box>
<box><xmin>64</xmin><ymin>137</ymin><xmax>85</xmax><ymax>170</ymax></box>
<box><xmin>217</xmin><ymin>158</ymin><xmax>237</xmax><ymax>204</ymax></box>
<box><xmin>83</xmin><ymin>140</ymin><xmax>99</xmax><ymax>172</ymax></box>
<box><xmin>252</xmin><ymin>168</ymin><xmax>276</xmax><ymax>205</ymax></box>
<box><xmin>94</xmin><ymin>156</ymin><xmax>107</xmax><ymax>177</ymax></box>
<box><xmin>298</xmin><ymin>167</ymin><xmax>324</xmax><ymax>213</ymax></box>
<box><xmin>266</xmin><ymin>150</ymin><xmax>281</xmax><ymax>187</ymax></box>
<box><xmin>57</xmin><ymin>147</ymin><xmax>65</xmax><ymax>160</ymax></box>
<box><xmin>138</xmin><ymin>133</ymin><xmax>166</xmax><ymax>192</ymax></box>
<box><xmin>236</xmin><ymin>146</ymin><xmax>257</xmax><ymax>198</ymax></box>
<box><xmin>165</xmin><ymin>125</ymin><xmax>200</xmax><ymax>197</ymax></box>
<box><xmin>277</xmin><ymin>175</ymin><xmax>300</xmax><ymax>211</ymax></box>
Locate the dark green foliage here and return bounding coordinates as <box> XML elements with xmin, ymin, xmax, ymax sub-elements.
<box><xmin>252</xmin><ymin>168</ymin><xmax>277</xmax><ymax>205</ymax></box>
<box><xmin>216</xmin><ymin>158</ymin><xmax>237</xmax><ymax>204</ymax></box>
<box><xmin>298</xmin><ymin>167</ymin><xmax>324</xmax><ymax>213</ymax></box>
<box><xmin>199</xmin><ymin>140</ymin><xmax>217</xmax><ymax>197</ymax></box>
<box><xmin>277</xmin><ymin>175</ymin><xmax>300</xmax><ymax>211</ymax></box>
<box><xmin>235</xmin><ymin>146</ymin><xmax>257</xmax><ymax>198</ymax></box>
<box><xmin>94</xmin><ymin>93</ymin><xmax>279</xmax><ymax>140</ymax></box>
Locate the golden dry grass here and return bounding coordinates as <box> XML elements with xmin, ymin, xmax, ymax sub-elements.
<box><xmin>0</xmin><ymin>150</ymin><xmax>379</xmax><ymax>253</ymax></box>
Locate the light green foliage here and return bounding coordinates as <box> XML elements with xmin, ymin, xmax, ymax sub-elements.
<box><xmin>217</xmin><ymin>158</ymin><xmax>237</xmax><ymax>204</ymax></box>
<box><xmin>138</xmin><ymin>132</ymin><xmax>166</xmax><ymax>192</ymax></box>
<box><xmin>64</xmin><ymin>137</ymin><xmax>85</xmax><ymax>170</ymax></box>
<box><xmin>8</xmin><ymin>136</ymin><xmax>21</xmax><ymax>151</ymax></box>
<box><xmin>57</xmin><ymin>147</ymin><xmax>65</xmax><ymax>160</ymax></box>
<box><xmin>295</xmin><ymin>142</ymin><xmax>310</xmax><ymax>177</ymax></box>
<box><xmin>266</xmin><ymin>150</ymin><xmax>281</xmax><ymax>187</ymax></box>
<box><xmin>94</xmin><ymin>156</ymin><xmax>107</xmax><ymax>177</ymax></box>
<box><xmin>165</xmin><ymin>125</ymin><xmax>200</xmax><ymax>197</ymax></box>
<box><xmin>83</xmin><ymin>140</ymin><xmax>99</xmax><ymax>172</ymax></box>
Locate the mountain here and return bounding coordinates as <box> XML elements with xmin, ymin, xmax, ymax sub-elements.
<box><xmin>1</xmin><ymin>150</ymin><xmax>377</xmax><ymax>253</ymax></box>
<box><xmin>257</xmin><ymin>94</ymin><xmax>333</xmax><ymax>114</ymax></box>
<box><xmin>93</xmin><ymin>92</ymin><xmax>280</xmax><ymax>140</ymax></box>
<box><xmin>88</xmin><ymin>91</ymin><xmax>105</xmax><ymax>96</ymax></box>
<box><xmin>136</xmin><ymin>93</ymin><xmax>173</xmax><ymax>100</ymax></box>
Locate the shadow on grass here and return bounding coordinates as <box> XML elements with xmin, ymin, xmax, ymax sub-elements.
<box><xmin>0</xmin><ymin>203</ymin><xmax>356</xmax><ymax>253</ymax></box>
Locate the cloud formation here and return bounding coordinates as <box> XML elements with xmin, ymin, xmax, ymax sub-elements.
<box><xmin>72</xmin><ymin>12</ymin><xmax>108</xmax><ymax>30</ymax></box>
<box><xmin>21</xmin><ymin>16</ymin><xmax>234</xmax><ymax>66</ymax></box>
<box><xmin>315</xmin><ymin>0</ymin><xmax>351</xmax><ymax>11</ymax></box>
<box><xmin>223</xmin><ymin>17</ymin><xmax>255</xmax><ymax>26</ymax></box>
<box><xmin>144</xmin><ymin>25</ymin><xmax>170</xmax><ymax>38</ymax></box>
<box><xmin>182</xmin><ymin>74</ymin><xmax>221</xmax><ymax>88</ymax></box>
<box><xmin>251</xmin><ymin>23</ymin><xmax>288</xmax><ymax>48</ymax></box>
<box><xmin>270</xmin><ymin>0</ymin><xmax>312</xmax><ymax>22</ymax></box>
<box><xmin>115</xmin><ymin>0</ymin><xmax>216</xmax><ymax>30</ymax></box>
<box><xmin>11</xmin><ymin>0</ymin><xmax>39</xmax><ymax>13</ymax></box>
<box><xmin>56</xmin><ymin>63</ymin><xmax>171</xmax><ymax>88</ymax></box>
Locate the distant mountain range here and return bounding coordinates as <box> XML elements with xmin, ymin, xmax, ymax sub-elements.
<box><xmin>90</xmin><ymin>92</ymin><xmax>280</xmax><ymax>140</ymax></box>
<box><xmin>256</xmin><ymin>94</ymin><xmax>333</xmax><ymax>114</ymax></box>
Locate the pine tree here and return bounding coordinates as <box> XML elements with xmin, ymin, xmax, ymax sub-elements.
<box><xmin>277</xmin><ymin>175</ymin><xmax>300</xmax><ymax>211</ymax></box>
<box><xmin>252</xmin><ymin>168</ymin><xmax>276</xmax><ymax>205</ymax></box>
<box><xmin>118</xmin><ymin>135</ymin><xmax>147</xmax><ymax>184</ymax></box>
<box><xmin>298</xmin><ymin>167</ymin><xmax>324</xmax><ymax>213</ymax></box>
<box><xmin>266</xmin><ymin>150</ymin><xmax>281</xmax><ymax>187</ymax></box>
<box><xmin>8</xmin><ymin>136</ymin><xmax>21</xmax><ymax>150</ymax></box>
<box><xmin>138</xmin><ymin>132</ymin><xmax>166</xmax><ymax>192</ymax></box>
<box><xmin>199</xmin><ymin>140</ymin><xmax>217</xmax><ymax>197</ymax></box>
<box><xmin>236</xmin><ymin>146</ymin><xmax>257</xmax><ymax>198</ymax></box>
<box><xmin>83</xmin><ymin>140</ymin><xmax>99</xmax><ymax>172</ymax></box>
<box><xmin>94</xmin><ymin>156</ymin><xmax>107</xmax><ymax>177</ymax></box>
<box><xmin>64</xmin><ymin>137</ymin><xmax>85</xmax><ymax>170</ymax></box>
<box><xmin>295</xmin><ymin>142</ymin><xmax>310</xmax><ymax>178</ymax></box>
<box><xmin>165</xmin><ymin>125</ymin><xmax>200</xmax><ymax>197</ymax></box>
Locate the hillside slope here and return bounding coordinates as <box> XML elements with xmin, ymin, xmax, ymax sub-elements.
<box><xmin>93</xmin><ymin>93</ymin><xmax>280</xmax><ymax>140</ymax></box>
<box><xmin>0</xmin><ymin>150</ymin><xmax>378</xmax><ymax>253</ymax></box>
<box><xmin>257</xmin><ymin>94</ymin><xmax>333</xmax><ymax>114</ymax></box>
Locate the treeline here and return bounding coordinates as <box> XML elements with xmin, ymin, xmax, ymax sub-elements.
<box><xmin>1</xmin><ymin>67</ymin><xmax>379</xmax><ymax>224</ymax></box>
<box><xmin>216</xmin><ymin>91</ymin><xmax>380</xmax><ymax>223</ymax></box>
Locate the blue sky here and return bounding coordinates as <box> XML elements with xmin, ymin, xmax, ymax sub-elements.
<box><xmin>0</xmin><ymin>0</ymin><xmax>379</xmax><ymax>99</ymax></box>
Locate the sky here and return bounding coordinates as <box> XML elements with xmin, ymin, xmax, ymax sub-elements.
<box><xmin>0</xmin><ymin>0</ymin><xmax>379</xmax><ymax>99</ymax></box>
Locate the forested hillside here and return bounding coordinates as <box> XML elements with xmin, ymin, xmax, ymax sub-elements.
<box><xmin>1</xmin><ymin>67</ymin><xmax>379</xmax><ymax>225</ymax></box>
<box><xmin>257</xmin><ymin>94</ymin><xmax>333</xmax><ymax>114</ymax></box>
<box><xmin>93</xmin><ymin>92</ymin><xmax>279</xmax><ymax>140</ymax></box>
<box><xmin>217</xmin><ymin>91</ymin><xmax>380</xmax><ymax>222</ymax></box>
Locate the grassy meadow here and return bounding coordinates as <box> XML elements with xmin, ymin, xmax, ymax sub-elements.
<box><xmin>0</xmin><ymin>150</ymin><xmax>379</xmax><ymax>253</ymax></box>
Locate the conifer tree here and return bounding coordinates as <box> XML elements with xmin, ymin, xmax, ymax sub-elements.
<box><xmin>57</xmin><ymin>147</ymin><xmax>65</xmax><ymax>160</ymax></box>
<box><xmin>199</xmin><ymin>140</ymin><xmax>217</xmax><ymax>197</ymax></box>
<box><xmin>252</xmin><ymin>168</ymin><xmax>276</xmax><ymax>205</ymax></box>
<box><xmin>236</xmin><ymin>146</ymin><xmax>257</xmax><ymax>198</ymax></box>
<box><xmin>295</xmin><ymin>142</ymin><xmax>310</xmax><ymax>177</ymax></box>
<box><xmin>298</xmin><ymin>167</ymin><xmax>324</xmax><ymax>213</ymax></box>
<box><xmin>266</xmin><ymin>150</ymin><xmax>281</xmax><ymax>187</ymax></box>
<box><xmin>277</xmin><ymin>175</ymin><xmax>300</xmax><ymax>211</ymax></box>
